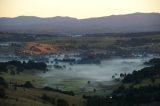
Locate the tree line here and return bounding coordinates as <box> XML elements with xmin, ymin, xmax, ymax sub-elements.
<box><xmin>86</xmin><ymin>58</ymin><xmax>160</xmax><ymax>106</ymax></box>
<box><xmin>0</xmin><ymin>60</ymin><xmax>47</xmax><ymax>73</ymax></box>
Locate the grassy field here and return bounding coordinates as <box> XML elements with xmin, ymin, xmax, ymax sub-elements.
<box><xmin>37</xmin><ymin>36</ymin><xmax>117</xmax><ymax>51</ymax></box>
<box><xmin>134</xmin><ymin>78</ymin><xmax>160</xmax><ymax>88</ymax></box>
<box><xmin>45</xmin><ymin>79</ymin><xmax>117</xmax><ymax>96</ymax></box>
<box><xmin>0</xmin><ymin>71</ymin><xmax>86</xmax><ymax>106</ymax></box>
<box><xmin>0</xmin><ymin>71</ymin><xmax>117</xmax><ymax>97</ymax></box>
<box><xmin>0</xmin><ymin>71</ymin><xmax>45</xmax><ymax>88</ymax></box>
<box><xmin>0</xmin><ymin>86</ymin><xmax>86</xmax><ymax>106</ymax></box>
<box><xmin>20</xmin><ymin>34</ymin><xmax>160</xmax><ymax>55</ymax></box>
<box><xmin>124</xmin><ymin>78</ymin><xmax>160</xmax><ymax>89</ymax></box>
<box><xmin>1</xmin><ymin>34</ymin><xmax>160</xmax><ymax>55</ymax></box>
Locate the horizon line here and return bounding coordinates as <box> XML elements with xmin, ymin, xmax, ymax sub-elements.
<box><xmin>0</xmin><ymin>12</ymin><xmax>159</xmax><ymax>19</ymax></box>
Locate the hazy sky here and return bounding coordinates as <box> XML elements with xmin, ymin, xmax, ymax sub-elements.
<box><xmin>0</xmin><ymin>0</ymin><xmax>160</xmax><ymax>19</ymax></box>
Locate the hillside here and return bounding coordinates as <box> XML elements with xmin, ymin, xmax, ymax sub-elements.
<box><xmin>0</xmin><ymin>13</ymin><xmax>160</xmax><ymax>34</ymax></box>
<box><xmin>86</xmin><ymin>58</ymin><xmax>160</xmax><ymax>106</ymax></box>
<box><xmin>23</xmin><ymin>42</ymin><xmax>59</xmax><ymax>55</ymax></box>
<box><xmin>0</xmin><ymin>85</ymin><xmax>85</xmax><ymax>106</ymax></box>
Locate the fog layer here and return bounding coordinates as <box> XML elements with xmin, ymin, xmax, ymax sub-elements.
<box><xmin>40</xmin><ymin>58</ymin><xmax>149</xmax><ymax>82</ymax></box>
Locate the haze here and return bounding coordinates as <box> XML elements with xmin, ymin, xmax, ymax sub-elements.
<box><xmin>0</xmin><ymin>0</ymin><xmax>160</xmax><ymax>19</ymax></box>
<box><xmin>40</xmin><ymin>58</ymin><xmax>149</xmax><ymax>82</ymax></box>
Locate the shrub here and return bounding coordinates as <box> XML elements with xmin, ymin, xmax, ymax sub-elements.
<box><xmin>0</xmin><ymin>77</ymin><xmax>8</xmax><ymax>88</ymax></box>
<box><xmin>23</xmin><ymin>81</ymin><xmax>34</xmax><ymax>88</ymax></box>
<box><xmin>41</xmin><ymin>94</ymin><xmax>51</xmax><ymax>102</ymax></box>
<box><xmin>57</xmin><ymin>99</ymin><xmax>69</xmax><ymax>106</ymax></box>
<box><xmin>0</xmin><ymin>87</ymin><xmax>6</xmax><ymax>98</ymax></box>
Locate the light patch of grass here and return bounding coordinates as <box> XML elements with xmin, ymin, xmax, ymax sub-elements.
<box><xmin>0</xmin><ymin>72</ymin><xmax>45</xmax><ymax>87</ymax></box>
<box><xmin>4</xmin><ymin>86</ymin><xmax>85</xmax><ymax>106</ymax></box>
<box><xmin>0</xmin><ymin>97</ymin><xmax>53</xmax><ymax>106</ymax></box>
<box><xmin>124</xmin><ymin>78</ymin><xmax>160</xmax><ymax>89</ymax></box>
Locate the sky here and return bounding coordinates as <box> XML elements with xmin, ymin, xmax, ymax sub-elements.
<box><xmin>0</xmin><ymin>0</ymin><xmax>160</xmax><ymax>19</ymax></box>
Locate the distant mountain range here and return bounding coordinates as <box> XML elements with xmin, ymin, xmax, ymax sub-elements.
<box><xmin>0</xmin><ymin>13</ymin><xmax>160</xmax><ymax>34</ymax></box>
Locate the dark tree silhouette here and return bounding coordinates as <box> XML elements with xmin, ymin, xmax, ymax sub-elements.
<box><xmin>23</xmin><ymin>81</ymin><xmax>34</xmax><ymax>88</ymax></box>
<box><xmin>57</xmin><ymin>99</ymin><xmax>69</xmax><ymax>106</ymax></box>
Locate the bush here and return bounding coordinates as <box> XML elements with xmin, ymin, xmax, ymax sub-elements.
<box><xmin>43</xmin><ymin>86</ymin><xmax>75</xmax><ymax>96</ymax></box>
<box><xmin>43</xmin><ymin>86</ymin><xmax>54</xmax><ymax>91</ymax></box>
<box><xmin>0</xmin><ymin>60</ymin><xmax>47</xmax><ymax>73</ymax></box>
<box><xmin>0</xmin><ymin>77</ymin><xmax>8</xmax><ymax>88</ymax></box>
<box><xmin>41</xmin><ymin>94</ymin><xmax>51</xmax><ymax>102</ymax></box>
<box><xmin>23</xmin><ymin>81</ymin><xmax>34</xmax><ymax>88</ymax></box>
<box><xmin>10</xmin><ymin>70</ymin><xmax>16</xmax><ymax>75</ymax></box>
<box><xmin>40</xmin><ymin>94</ymin><xmax>55</xmax><ymax>104</ymax></box>
<box><xmin>0</xmin><ymin>87</ymin><xmax>6</xmax><ymax>98</ymax></box>
<box><xmin>57</xmin><ymin>99</ymin><xmax>69</xmax><ymax>106</ymax></box>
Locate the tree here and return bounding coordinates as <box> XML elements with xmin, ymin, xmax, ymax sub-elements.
<box><xmin>23</xmin><ymin>81</ymin><xmax>34</xmax><ymax>88</ymax></box>
<box><xmin>10</xmin><ymin>70</ymin><xmax>16</xmax><ymax>75</ymax></box>
<box><xmin>150</xmin><ymin>77</ymin><xmax>155</xmax><ymax>83</ymax></box>
<box><xmin>0</xmin><ymin>88</ymin><xmax>6</xmax><ymax>98</ymax></box>
<box><xmin>52</xmin><ymin>97</ymin><xmax>55</xmax><ymax>105</ymax></box>
<box><xmin>93</xmin><ymin>88</ymin><xmax>96</xmax><ymax>93</ymax></box>
<box><xmin>40</xmin><ymin>94</ymin><xmax>56</xmax><ymax>105</ymax></box>
<box><xmin>7</xmin><ymin>65</ymin><xmax>16</xmax><ymax>72</ymax></box>
<box><xmin>41</xmin><ymin>94</ymin><xmax>51</xmax><ymax>102</ymax></box>
<box><xmin>87</xmin><ymin>81</ymin><xmax>91</xmax><ymax>84</ymax></box>
<box><xmin>57</xmin><ymin>99</ymin><xmax>69</xmax><ymax>106</ymax></box>
<box><xmin>0</xmin><ymin>77</ymin><xmax>8</xmax><ymax>88</ymax></box>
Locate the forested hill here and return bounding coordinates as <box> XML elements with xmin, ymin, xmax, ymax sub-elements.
<box><xmin>86</xmin><ymin>58</ymin><xmax>160</xmax><ymax>106</ymax></box>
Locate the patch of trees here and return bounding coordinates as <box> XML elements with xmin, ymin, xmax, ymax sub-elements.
<box><xmin>57</xmin><ymin>99</ymin><xmax>69</xmax><ymax>106</ymax></box>
<box><xmin>53</xmin><ymin>64</ymin><xmax>65</xmax><ymax>70</ymax></box>
<box><xmin>40</xmin><ymin>94</ymin><xmax>56</xmax><ymax>105</ymax></box>
<box><xmin>111</xmin><ymin>84</ymin><xmax>160</xmax><ymax>106</ymax></box>
<box><xmin>85</xmin><ymin>32</ymin><xmax>160</xmax><ymax>37</ymax></box>
<box><xmin>0</xmin><ymin>32</ymin><xmax>35</xmax><ymax>42</ymax></box>
<box><xmin>15</xmin><ymin>81</ymin><xmax>34</xmax><ymax>88</ymax></box>
<box><xmin>43</xmin><ymin>86</ymin><xmax>75</xmax><ymax>96</ymax></box>
<box><xmin>0</xmin><ymin>77</ymin><xmax>8</xmax><ymax>98</ymax></box>
<box><xmin>144</xmin><ymin>58</ymin><xmax>160</xmax><ymax>65</ymax></box>
<box><xmin>86</xmin><ymin>84</ymin><xmax>160</xmax><ymax>106</ymax></box>
<box><xmin>77</xmin><ymin>56</ymin><xmax>101</xmax><ymax>64</ymax></box>
<box><xmin>55</xmin><ymin>58</ymin><xmax>76</xmax><ymax>64</ymax></box>
<box><xmin>23</xmin><ymin>60</ymin><xmax>47</xmax><ymax>70</ymax></box>
<box><xmin>0</xmin><ymin>77</ymin><xmax>8</xmax><ymax>88</ymax></box>
<box><xmin>122</xmin><ymin>64</ymin><xmax>160</xmax><ymax>83</ymax></box>
<box><xmin>23</xmin><ymin>81</ymin><xmax>34</xmax><ymax>88</ymax></box>
<box><xmin>55</xmin><ymin>55</ymin><xmax>101</xmax><ymax>65</ymax></box>
<box><xmin>117</xmin><ymin>38</ymin><xmax>160</xmax><ymax>47</ymax></box>
<box><xmin>0</xmin><ymin>87</ymin><xmax>6</xmax><ymax>98</ymax></box>
<box><xmin>85</xmin><ymin>96</ymin><xmax>108</xmax><ymax>106</ymax></box>
<box><xmin>40</xmin><ymin>94</ymin><xmax>69</xmax><ymax>106</ymax></box>
<box><xmin>0</xmin><ymin>60</ymin><xmax>47</xmax><ymax>73</ymax></box>
<box><xmin>86</xmin><ymin>61</ymin><xmax>160</xmax><ymax>106</ymax></box>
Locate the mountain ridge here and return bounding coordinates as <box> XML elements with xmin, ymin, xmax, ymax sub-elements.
<box><xmin>0</xmin><ymin>13</ymin><xmax>160</xmax><ymax>34</ymax></box>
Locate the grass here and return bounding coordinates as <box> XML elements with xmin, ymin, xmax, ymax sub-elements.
<box><xmin>0</xmin><ymin>71</ymin><xmax>45</xmax><ymax>88</ymax></box>
<box><xmin>124</xmin><ymin>78</ymin><xmax>160</xmax><ymax>89</ymax></box>
<box><xmin>0</xmin><ymin>71</ymin><xmax>86</xmax><ymax>106</ymax></box>
<box><xmin>138</xmin><ymin>34</ymin><xmax>160</xmax><ymax>40</ymax></box>
<box><xmin>41</xmin><ymin>78</ymin><xmax>117</xmax><ymax>96</ymax></box>
<box><xmin>0</xmin><ymin>71</ymin><xmax>116</xmax><ymax>97</ymax></box>
<box><xmin>0</xmin><ymin>86</ymin><xmax>86</xmax><ymax>106</ymax></box>
<box><xmin>0</xmin><ymin>96</ymin><xmax>54</xmax><ymax>106</ymax></box>
<box><xmin>38</xmin><ymin>36</ymin><xmax>117</xmax><ymax>48</ymax></box>
<box><xmin>134</xmin><ymin>78</ymin><xmax>160</xmax><ymax>88</ymax></box>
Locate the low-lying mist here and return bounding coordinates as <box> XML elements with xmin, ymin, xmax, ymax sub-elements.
<box><xmin>39</xmin><ymin>58</ymin><xmax>150</xmax><ymax>83</ymax></box>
